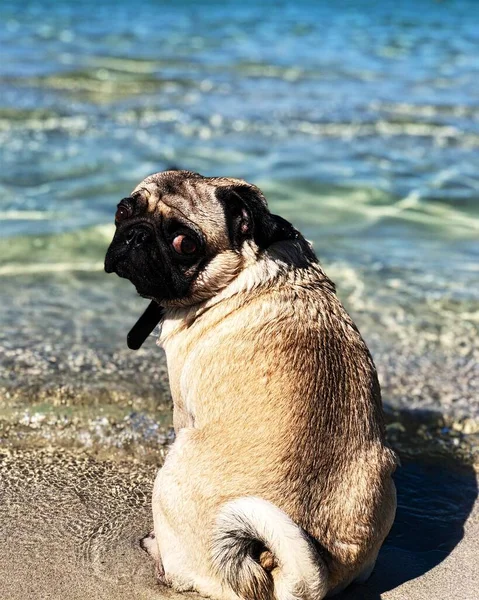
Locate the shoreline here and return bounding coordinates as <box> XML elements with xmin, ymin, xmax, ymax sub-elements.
<box><xmin>2</xmin><ymin>381</ymin><xmax>478</xmax><ymax>470</ymax></box>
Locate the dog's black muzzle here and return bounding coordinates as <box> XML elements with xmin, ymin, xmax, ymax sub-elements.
<box><xmin>104</xmin><ymin>223</ymin><xmax>154</xmax><ymax>275</ymax></box>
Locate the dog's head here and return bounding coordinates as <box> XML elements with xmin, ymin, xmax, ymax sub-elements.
<box><xmin>105</xmin><ymin>170</ymin><xmax>305</xmax><ymax>307</ymax></box>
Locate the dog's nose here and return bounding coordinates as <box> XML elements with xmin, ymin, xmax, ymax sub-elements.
<box><xmin>124</xmin><ymin>225</ymin><xmax>152</xmax><ymax>248</ymax></box>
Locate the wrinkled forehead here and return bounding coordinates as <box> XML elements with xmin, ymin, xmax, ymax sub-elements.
<box><xmin>131</xmin><ymin>171</ymin><xmax>228</xmax><ymax>246</ymax></box>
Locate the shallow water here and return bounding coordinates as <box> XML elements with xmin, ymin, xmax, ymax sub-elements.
<box><xmin>0</xmin><ymin>1</ymin><xmax>478</xmax><ymax>462</ymax></box>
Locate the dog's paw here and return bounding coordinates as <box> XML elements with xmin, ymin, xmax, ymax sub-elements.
<box><xmin>140</xmin><ymin>531</ymin><xmax>158</xmax><ymax>558</ymax></box>
<box><xmin>140</xmin><ymin>532</ymin><xmax>168</xmax><ymax>585</ymax></box>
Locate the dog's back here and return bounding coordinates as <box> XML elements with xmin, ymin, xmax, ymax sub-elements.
<box><xmin>154</xmin><ymin>241</ymin><xmax>397</xmax><ymax>598</ymax></box>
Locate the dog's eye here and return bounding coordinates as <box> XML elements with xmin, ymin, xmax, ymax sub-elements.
<box><xmin>115</xmin><ymin>204</ymin><xmax>132</xmax><ymax>223</ymax></box>
<box><xmin>172</xmin><ymin>234</ymin><xmax>197</xmax><ymax>255</ymax></box>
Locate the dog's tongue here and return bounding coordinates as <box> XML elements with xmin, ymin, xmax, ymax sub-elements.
<box><xmin>127</xmin><ymin>301</ymin><xmax>165</xmax><ymax>350</ymax></box>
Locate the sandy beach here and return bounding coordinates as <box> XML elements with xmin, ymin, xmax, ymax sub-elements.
<box><xmin>1</xmin><ymin>445</ymin><xmax>477</xmax><ymax>600</ymax></box>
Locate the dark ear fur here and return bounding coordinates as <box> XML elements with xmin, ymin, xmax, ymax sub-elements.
<box><xmin>216</xmin><ymin>184</ymin><xmax>301</xmax><ymax>250</ymax></box>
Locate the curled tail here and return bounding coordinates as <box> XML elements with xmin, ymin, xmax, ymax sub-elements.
<box><xmin>211</xmin><ymin>497</ymin><xmax>329</xmax><ymax>600</ymax></box>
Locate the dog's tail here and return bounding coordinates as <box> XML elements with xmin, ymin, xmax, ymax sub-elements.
<box><xmin>211</xmin><ymin>497</ymin><xmax>329</xmax><ymax>600</ymax></box>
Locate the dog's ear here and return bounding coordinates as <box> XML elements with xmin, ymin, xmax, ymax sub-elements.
<box><xmin>216</xmin><ymin>184</ymin><xmax>299</xmax><ymax>250</ymax></box>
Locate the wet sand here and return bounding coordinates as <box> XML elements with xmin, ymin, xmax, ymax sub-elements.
<box><xmin>1</xmin><ymin>445</ymin><xmax>477</xmax><ymax>600</ymax></box>
<box><xmin>0</xmin><ymin>448</ymin><xmax>178</xmax><ymax>600</ymax></box>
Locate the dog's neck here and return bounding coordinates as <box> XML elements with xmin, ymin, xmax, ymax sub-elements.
<box><xmin>158</xmin><ymin>238</ymin><xmax>331</xmax><ymax>345</ymax></box>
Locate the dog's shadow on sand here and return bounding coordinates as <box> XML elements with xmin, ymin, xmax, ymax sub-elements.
<box><xmin>337</xmin><ymin>455</ymin><xmax>478</xmax><ymax>599</ymax></box>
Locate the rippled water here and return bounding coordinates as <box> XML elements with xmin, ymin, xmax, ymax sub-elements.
<box><xmin>0</xmin><ymin>0</ymin><xmax>478</xmax><ymax>442</ymax></box>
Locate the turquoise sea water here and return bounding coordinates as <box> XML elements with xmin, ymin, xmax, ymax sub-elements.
<box><xmin>0</xmin><ymin>0</ymin><xmax>478</xmax><ymax>427</ymax></box>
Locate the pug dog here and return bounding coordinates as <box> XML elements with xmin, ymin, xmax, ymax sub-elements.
<box><xmin>104</xmin><ymin>170</ymin><xmax>397</xmax><ymax>600</ymax></box>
